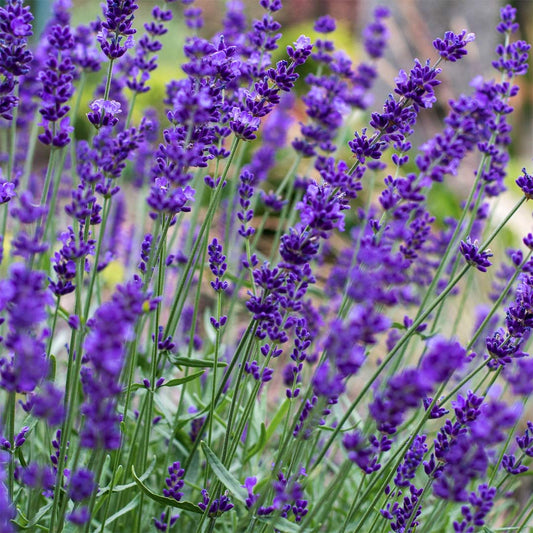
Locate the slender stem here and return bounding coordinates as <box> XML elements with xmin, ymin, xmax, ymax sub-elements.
<box><xmin>208</xmin><ymin>290</ymin><xmax>223</xmax><ymax>448</ymax></box>
<box><xmin>164</xmin><ymin>137</ymin><xmax>240</xmax><ymax>339</ymax></box>
<box><xmin>338</xmin><ymin>471</ymin><xmax>365</xmax><ymax>533</ymax></box>
<box><xmin>103</xmin><ymin>59</ymin><xmax>115</xmax><ymax>102</ymax></box>
<box><xmin>7</xmin><ymin>85</ymin><xmax>18</xmax><ymax>181</ymax></box>
<box><xmin>83</xmin><ymin>196</ymin><xmax>112</xmax><ymax>320</ymax></box>
<box><xmin>6</xmin><ymin>392</ymin><xmax>15</xmax><ymax>501</ymax></box>
<box><xmin>49</xmin><ymin>256</ymin><xmax>85</xmax><ymax>532</ymax></box>
<box><xmin>182</xmin><ymin>321</ymin><xmax>257</xmax><ymax>472</ymax></box>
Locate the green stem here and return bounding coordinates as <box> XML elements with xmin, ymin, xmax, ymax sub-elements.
<box><xmin>300</xmin><ymin>461</ymin><xmax>354</xmax><ymax>530</ymax></box>
<box><xmin>338</xmin><ymin>470</ymin><xmax>365</xmax><ymax>533</ymax></box>
<box><xmin>164</xmin><ymin>137</ymin><xmax>240</xmax><ymax>339</ymax></box>
<box><xmin>103</xmin><ymin>59</ymin><xmax>115</xmax><ymax>102</ymax></box>
<box><xmin>6</xmin><ymin>392</ymin><xmax>15</xmax><ymax>501</ymax></box>
<box><xmin>83</xmin><ymin>450</ymin><xmax>106</xmax><ymax>533</ymax></box>
<box><xmin>208</xmin><ymin>290</ymin><xmax>223</xmax><ymax>448</ymax></box>
<box><xmin>83</xmin><ymin>197</ymin><xmax>112</xmax><ymax>320</ymax></box>
<box><xmin>182</xmin><ymin>321</ymin><xmax>257</xmax><ymax>472</ymax></box>
<box><xmin>7</xmin><ymin>86</ymin><xmax>18</xmax><ymax>181</ymax></box>
<box><xmin>49</xmin><ymin>256</ymin><xmax>85</xmax><ymax>532</ymax></box>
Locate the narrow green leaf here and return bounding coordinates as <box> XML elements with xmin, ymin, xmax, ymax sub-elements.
<box><xmin>244</xmin><ymin>423</ymin><xmax>266</xmax><ymax>462</ymax></box>
<box><xmin>49</xmin><ymin>354</ymin><xmax>56</xmax><ymax>380</ymax></box>
<box><xmin>266</xmin><ymin>398</ymin><xmax>290</xmax><ymax>443</ymax></box>
<box><xmin>225</xmin><ymin>270</ymin><xmax>252</xmax><ymax>290</ymax></box>
<box><xmin>15</xmin><ymin>501</ymin><xmax>53</xmax><ymax>529</ymax></box>
<box><xmin>200</xmin><ymin>441</ymin><xmax>248</xmax><ymax>504</ymax></box>
<box><xmin>161</xmin><ymin>370</ymin><xmax>205</xmax><ymax>388</ymax></box>
<box><xmin>99</xmin><ymin>458</ymin><xmax>154</xmax><ymax>496</ymax></box>
<box><xmin>174</xmin><ymin>405</ymin><xmax>209</xmax><ymax>431</ymax></box>
<box><xmin>391</xmin><ymin>321</ymin><xmax>406</xmax><ymax>330</ymax></box>
<box><xmin>124</xmin><ymin>371</ymin><xmax>204</xmax><ymax>394</ymax></box>
<box><xmin>171</xmin><ymin>356</ymin><xmax>228</xmax><ymax>369</ymax></box>
<box><xmin>131</xmin><ymin>466</ymin><xmax>203</xmax><ymax>514</ymax></box>
<box><xmin>126</xmin><ymin>383</ymin><xmax>144</xmax><ymax>392</ymax></box>
<box><xmin>16</xmin><ymin>446</ymin><xmax>27</xmax><ymax>468</ymax></box>
<box><xmin>257</xmin><ymin>516</ymin><xmax>301</xmax><ymax>533</ymax></box>
<box><xmin>57</xmin><ymin>305</ymin><xmax>70</xmax><ymax>322</ymax></box>
<box><xmin>104</xmin><ymin>494</ymin><xmax>140</xmax><ymax>526</ymax></box>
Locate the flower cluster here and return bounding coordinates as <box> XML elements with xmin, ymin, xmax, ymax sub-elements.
<box><xmin>79</xmin><ymin>277</ymin><xmax>157</xmax><ymax>449</ymax></box>
<box><xmin>0</xmin><ymin>0</ymin><xmax>33</xmax><ymax>121</ymax></box>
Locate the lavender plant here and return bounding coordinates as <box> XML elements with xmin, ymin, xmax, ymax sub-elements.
<box><xmin>0</xmin><ymin>0</ymin><xmax>531</xmax><ymax>531</ymax></box>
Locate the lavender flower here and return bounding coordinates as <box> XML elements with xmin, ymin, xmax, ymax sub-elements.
<box><xmin>229</xmin><ymin>107</ymin><xmax>261</xmax><ymax>141</ymax></box>
<box><xmin>30</xmin><ymin>382</ymin><xmax>65</xmax><ymax>426</ymax></box>
<box><xmin>163</xmin><ymin>461</ymin><xmax>185</xmax><ymax>501</ymax></box>
<box><xmin>98</xmin><ymin>0</ymin><xmax>137</xmax><ymax>60</ymax></box>
<box><xmin>0</xmin><ymin>0</ymin><xmax>33</xmax><ymax>120</ymax></box>
<box><xmin>198</xmin><ymin>489</ymin><xmax>234</xmax><ymax>516</ymax></box>
<box><xmin>516</xmin><ymin>168</ymin><xmax>533</xmax><ymax>198</ymax></box>
<box><xmin>0</xmin><ymin>1</ymin><xmax>530</xmax><ymax>530</ymax></box>
<box><xmin>362</xmin><ymin>7</ymin><xmax>390</xmax><ymax>59</ymax></box>
<box><xmin>433</xmin><ymin>30</ymin><xmax>475</xmax><ymax>63</ymax></box>
<box><xmin>496</xmin><ymin>4</ymin><xmax>519</xmax><ymax>34</ymax></box>
<box><xmin>313</xmin><ymin>15</ymin><xmax>335</xmax><ymax>34</ymax></box>
<box><xmin>453</xmin><ymin>484</ymin><xmax>496</xmax><ymax>532</ymax></box>
<box><xmin>154</xmin><ymin>512</ymin><xmax>179</xmax><ymax>531</ymax></box>
<box><xmin>501</xmin><ymin>454</ymin><xmax>528</xmax><ymax>475</ymax></box>
<box><xmin>459</xmin><ymin>237</ymin><xmax>493</xmax><ymax>272</ymax></box>
<box><xmin>394</xmin><ymin>435</ymin><xmax>427</xmax><ymax>488</ymax></box>
<box><xmin>80</xmin><ymin>277</ymin><xmax>157</xmax><ymax>449</ymax></box>
<box><xmin>370</xmin><ymin>338</ymin><xmax>465</xmax><ymax>434</ymax></box>
<box><xmin>342</xmin><ymin>431</ymin><xmax>382</xmax><ymax>474</ymax></box>
<box><xmin>38</xmin><ymin>24</ymin><xmax>76</xmax><ymax>147</ymax></box>
<box><xmin>68</xmin><ymin>468</ymin><xmax>96</xmax><ymax>502</ymax></box>
<box><xmin>0</xmin><ymin>264</ymin><xmax>52</xmax><ymax>393</ymax></box>
<box><xmin>0</xmin><ymin>180</ymin><xmax>15</xmax><ymax>205</ymax></box>
<box><xmin>87</xmin><ymin>98</ymin><xmax>122</xmax><ymax>128</ymax></box>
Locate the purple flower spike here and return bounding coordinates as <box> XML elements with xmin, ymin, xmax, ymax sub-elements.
<box><xmin>363</xmin><ymin>6</ymin><xmax>390</xmax><ymax>59</ymax></box>
<box><xmin>243</xmin><ymin>477</ymin><xmax>259</xmax><ymax>508</ymax></box>
<box><xmin>198</xmin><ymin>489</ymin><xmax>234</xmax><ymax>516</ymax></box>
<box><xmin>0</xmin><ymin>264</ymin><xmax>52</xmax><ymax>393</ymax></box>
<box><xmin>496</xmin><ymin>4</ymin><xmax>519</xmax><ymax>34</ymax></box>
<box><xmin>87</xmin><ymin>98</ymin><xmax>122</xmax><ymax>128</ymax></box>
<box><xmin>0</xmin><ymin>0</ymin><xmax>33</xmax><ymax>121</ymax></box>
<box><xmin>459</xmin><ymin>237</ymin><xmax>493</xmax><ymax>272</ymax></box>
<box><xmin>154</xmin><ymin>512</ymin><xmax>179</xmax><ymax>531</ymax></box>
<box><xmin>31</xmin><ymin>382</ymin><xmax>65</xmax><ymax>426</ymax></box>
<box><xmin>502</xmin><ymin>454</ymin><xmax>528</xmax><ymax>475</ymax></box>
<box><xmin>98</xmin><ymin>0</ymin><xmax>138</xmax><ymax>60</ymax></box>
<box><xmin>453</xmin><ymin>484</ymin><xmax>496</xmax><ymax>531</ymax></box>
<box><xmin>516</xmin><ymin>168</ymin><xmax>533</xmax><ymax>199</ymax></box>
<box><xmin>37</xmin><ymin>23</ymin><xmax>75</xmax><ymax>147</ymax></box>
<box><xmin>433</xmin><ymin>30</ymin><xmax>475</xmax><ymax>63</ymax></box>
<box><xmin>68</xmin><ymin>469</ymin><xmax>96</xmax><ymax>502</ymax></box>
<box><xmin>287</xmin><ymin>35</ymin><xmax>313</xmax><ymax>66</ymax></box>
<box><xmin>67</xmin><ymin>507</ymin><xmax>90</xmax><ymax>525</ymax></box>
<box><xmin>342</xmin><ymin>431</ymin><xmax>381</xmax><ymax>474</ymax></box>
<box><xmin>80</xmin><ymin>277</ymin><xmax>158</xmax><ymax>449</ymax></box>
<box><xmin>229</xmin><ymin>107</ymin><xmax>261</xmax><ymax>141</ymax></box>
<box><xmin>314</xmin><ymin>15</ymin><xmax>335</xmax><ymax>34</ymax></box>
<box><xmin>208</xmin><ymin>238</ymin><xmax>228</xmax><ymax>293</ymax></box>
<box><xmin>163</xmin><ymin>461</ymin><xmax>185</xmax><ymax>502</ymax></box>
<box><xmin>394</xmin><ymin>59</ymin><xmax>441</xmax><ymax>109</ymax></box>
<box><xmin>0</xmin><ymin>180</ymin><xmax>15</xmax><ymax>204</ymax></box>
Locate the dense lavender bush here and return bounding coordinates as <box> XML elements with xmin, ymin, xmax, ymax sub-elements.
<box><xmin>0</xmin><ymin>0</ymin><xmax>531</xmax><ymax>531</ymax></box>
